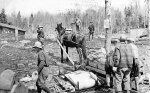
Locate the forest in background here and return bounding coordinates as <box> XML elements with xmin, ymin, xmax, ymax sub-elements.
<box><xmin>0</xmin><ymin>0</ymin><xmax>148</xmax><ymax>36</ymax></box>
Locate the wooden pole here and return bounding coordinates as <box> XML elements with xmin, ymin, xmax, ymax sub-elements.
<box><xmin>15</xmin><ymin>28</ymin><xmax>18</xmax><ymax>41</ymax></box>
<box><xmin>56</xmin><ymin>39</ymin><xmax>75</xmax><ymax>66</ymax></box>
<box><xmin>104</xmin><ymin>0</ymin><xmax>112</xmax><ymax>87</ymax></box>
<box><xmin>148</xmin><ymin>0</ymin><xmax>150</xmax><ymax>37</ymax></box>
<box><xmin>104</xmin><ymin>0</ymin><xmax>111</xmax><ymax>54</ymax></box>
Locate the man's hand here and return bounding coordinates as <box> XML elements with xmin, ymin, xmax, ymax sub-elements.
<box><xmin>113</xmin><ymin>67</ymin><xmax>117</xmax><ymax>72</ymax></box>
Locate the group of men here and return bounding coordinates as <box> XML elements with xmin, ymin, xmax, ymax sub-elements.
<box><xmin>33</xmin><ymin>17</ymin><xmax>141</xmax><ymax>93</ymax></box>
<box><xmin>105</xmin><ymin>36</ymin><xmax>140</xmax><ymax>93</ymax></box>
<box><xmin>73</xmin><ymin>17</ymin><xmax>95</xmax><ymax>39</ymax></box>
<box><xmin>33</xmin><ymin>18</ymin><xmax>95</xmax><ymax>93</ymax></box>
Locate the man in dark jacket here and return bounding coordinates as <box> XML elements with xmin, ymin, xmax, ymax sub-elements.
<box><xmin>37</xmin><ymin>26</ymin><xmax>45</xmax><ymax>46</ymax></box>
<box><xmin>88</xmin><ymin>22</ymin><xmax>95</xmax><ymax>40</ymax></box>
<box><xmin>75</xmin><ymin>17</ymin><xmax>82</xmax><ymax>33</ymax></box>
<box><xmin>105</xmin><ymin>38</ymin><xmax>119</xmax><ymax>87</ymax></box>
<box><xmin>33</xmin><ymin>41</ymin><xmax>51</xmax><ymax>93</ymax></box>
<box><xmin>113</xmin><ymin>38</ymin><xmax>134</xmax><ymax>93</ymax></box>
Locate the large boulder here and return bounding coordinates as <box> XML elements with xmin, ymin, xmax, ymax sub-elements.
<box><xmin>88</xmin><ymin>48</ymin><xmax>106</xmax><ymax>62</ymax></box>
<box><xmin>0</xmin><ymin>69</ymin><xmax>15</xmax><ymax>90</ymax></box>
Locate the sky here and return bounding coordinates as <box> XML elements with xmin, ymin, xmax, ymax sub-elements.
<box><xmin>0</xmin><ymin>0</ymin><xmax>145</xmax><ymax>16</ymax></box>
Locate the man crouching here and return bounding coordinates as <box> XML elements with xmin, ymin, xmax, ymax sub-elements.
<box><xmin>33</xmin><ymin>41</ymin><xmax>51</xmax><ymax>93</ymax></box>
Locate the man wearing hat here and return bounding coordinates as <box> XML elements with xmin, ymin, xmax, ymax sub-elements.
<box><xmin>88</xmin><ymin>22</ymin><xmax>95</xmax><ymax>41</ymax></box>
<box><xmin>33</xmin><ymin>41</ymin><xmax>51</xmax><ymax>93</ymax></box>
<box><xmin>37</xmin><ymin>25</ymin><xmax>45</xmax><ymax>46</ymax></box>
<box><xmin>75</xmin><ymin>17</ymin><xmax>82</xmax><ymax>33</ymax></box>
<box><xmin>127</xmin><ymin>38</ymin><xmax>140</xmax><ymax>91</ymax></box>
<box><xmin>113</xmin><ymin>37</ymin><xmax>134</xmax><ymax>93</ymax></box>
<box><xmin>105</xmin><ymin>38</ymin><xmax>120</xmax><ymax>87</ymax></box>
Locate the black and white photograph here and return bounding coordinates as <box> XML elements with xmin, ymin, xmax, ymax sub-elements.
<box><xmin>0</xmin><ymin>0</ymin><xmax>150</xmax><ymax>93</ymax></box>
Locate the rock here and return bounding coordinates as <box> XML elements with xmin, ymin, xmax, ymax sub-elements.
<box><xmin>28</xmin><ymin>85</ymin><xmax>37</xmax><ymax>90</ymax></box>
<box><xmin>20</xmin><ymin>60</ymin><xmax>28</xmax><ymax>65</ymax></box>
<box><xmin>28</xmin><ymin>63</ymin><xmax>33</xmax><ymax>68</ymax></box>
<box><xmin>96</xmin><ymin>48</ymin><xmax>106</xmax><ymax>55</ymax></box>
<box><xmin>0</xmin><ymin>69</ymin><xmax>15</xmax><ymax>90</ymax></box>
<box><xmin>46</xmin><ymin>34</ymin><xmax>57</xmax><ymax>41</ymax></box>
<box><xmin>20</xmin><ymin>75</ymin><xmax>32</xmax><ymax>82</ymax></box>
<box><xmin>19</xmin><ymin>40</ymin><xmax>31</xmax><ymax>44</ymax></box>
<box><xmin>1</xmin><ymin>40</ymin><xmax>8</xmax><ymax>44</ymax></box>
<box><xmin>17</xmin><ymin>63</ymin><xmax>25</xmax><ymax>69</ymax></box>
<box><xmin>97</xmin><ymin>35</ymin><xmax>105</xmax><ymax>39</ymax></box>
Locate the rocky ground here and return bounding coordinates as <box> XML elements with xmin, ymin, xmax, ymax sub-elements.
<box><xmin>0</xmin><ymin>36</ymin><xmax>150</xmax><ymax>93</ymax></box>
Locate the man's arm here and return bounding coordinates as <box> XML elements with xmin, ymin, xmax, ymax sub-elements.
<box><xmin>38</xmin><ymin>61</ymin><xmax>45</xmax><ymax>73</ymax></box>
<box><xmin>37</xmin><ymin>52</ymin><xmax>46</xmax><ymax>73</ymax></box>
<box><xmin>113</xmin><ymin>48</ymin><xmax>120</xmax><ymax>67</ymax></box>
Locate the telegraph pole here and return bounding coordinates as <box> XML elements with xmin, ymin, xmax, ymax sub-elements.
<box><xmin>104</xmin><ymin>0</ymin><xmax>111</xmax><ymax>54</ymax></box>
<box><xmin>148</xmin><ymin>0</ymin><xmax>150</xmax><ymax>37</ymax></box>
<box><xmin>104</xmin><ymin>0</ymin><xmax>112</xmax><ymax>87</ymax></box>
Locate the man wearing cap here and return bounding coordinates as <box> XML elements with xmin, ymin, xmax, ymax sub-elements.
<box><xmin>105</xmin><ymin>38</ymin><xmax>119</xmax><ymax>87</ymax></box>
<box><xmin>113</xmin><ymin>37</ymin><xmax>134</xmax><ymax>93</ymax></box>
<box><xmin>33</xmin><ymin>41</ymin><xmax>51</xmax><ymax>93</ymax></box>
<box><xmin>75</xmin><ymin>17</ymin><xmax>82</xmax><ymax>33</ymax></box>
<box><xmin>88</xmin><ymin>22</ymin><xmax>95</xmax><ymax>40</ymax></box>
<box><xmin>37</xmin><ymin>26</ymin><xmax>45</xmax><ymax>46</ymax></box>
<box><xmin>127</xmin><ymin>38</ymin><xmax>140</xmax><ymax>91</ymax></box>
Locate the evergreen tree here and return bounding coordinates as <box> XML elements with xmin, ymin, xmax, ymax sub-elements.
<box><xmin>29</xmin><ymin>13</ymin><xmax>34</xmax><ymax>33</ymax></box>
<box><xmin>22</xmin><ymin>18</ymin><xmax>28</xmax><ymax>29</ymax></box>
<box><xmin>29</xmin><ymin>13</ymin><xmax>34</xmax><ymax>25</ymax></box>
<box><xmin>0</xmin><ymin>8</ymin><xmax>7</xmax><ymax>23</ymax></box>
<box><xmin>16</xmin><ymin>11</ymin><xmax>22</xmax><ymax>28</ymax></box>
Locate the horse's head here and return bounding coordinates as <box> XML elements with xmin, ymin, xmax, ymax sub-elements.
<box><xmin>55</xmin><ymin>23</ymin><xmax>65</xmax><ymax>36</ymax></box>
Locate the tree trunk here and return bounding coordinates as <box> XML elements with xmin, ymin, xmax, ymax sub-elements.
<box><xmin>104</xmin><ymin>0</ymin><xmax>112</xmax><ymax>54</ymax></box>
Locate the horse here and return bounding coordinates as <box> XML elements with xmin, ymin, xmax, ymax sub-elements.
<box><xmin>88</xmin><ymin>23</ymin><xmax>95</xmax><ymax>41</ymax></box>
<box><xmin>55</xmin><ymin>23</ymin><xmax>87</xmax><ymax>66</ymax></box>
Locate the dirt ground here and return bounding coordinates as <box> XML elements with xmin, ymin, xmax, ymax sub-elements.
<box><xmin>0</xmin><ymin>36</ymin><xmax>150</xmax><ymax>93</ymax></box>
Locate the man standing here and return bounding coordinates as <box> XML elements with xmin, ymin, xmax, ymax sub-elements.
<box><xmin>88</xmin><ymin>22</ymin><xmax>95</xmax><ymax>40</ymax></box>
<box><xmin>33</xmin><ymin>41</ymin><xmax>51</xmax><ymax>93</ymax></box>
<box><xmin>75</xmin><ymin>17</ymin><xmax>82</xmax><ymax>34</ymax></box>
<box><xmin>127</xmin><ymin>38</ymin><xmax>140</xmax><ymax>91</ymax></box>
<box><xmin>105</xmin><ymin>38</ymin><xmax>119</xmax><ymax>87</ymax></box>
<box><xmin>37</xmin><ymin>25</ymin><xmax>45</xmax><ymax>46</ymax></box>
<box><xmin>113</xmin><ymin>38</ymin><xmax>134</xmax><ymax>93</ymax></box>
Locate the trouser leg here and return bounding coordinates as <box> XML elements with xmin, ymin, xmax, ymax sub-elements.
<box><xmin>135</xmin><ymin>77</ymin><xmax>139</xmax><ymax>91</ymax></box>
<box><xmin>123</xmin><ymin>68</ymin><xmax>131</xmax><ymax>92</ymax></box>
<box><xmin>106</xmin><ymin>74</ymin><xmax>110</xmax><ymax>87</ymax></box>
<box><xmin>114</xmin><ymin>68</ymin><xmax>123</xmax><ymax>92</ymax></box>
<box><xmin>36</xmin><ymin>81</ymin><xmax>51</xmax><ymax>93</ymax></box>
<box><xmin>36</xmin><ymin>82</ymin><xmax>42</xmax><ymax>93</ymax></box>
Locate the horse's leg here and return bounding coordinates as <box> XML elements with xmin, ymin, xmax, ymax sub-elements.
<box><xmin>81</xmin><ymin>37</ymin><xmax>87</xmax><ymax>66</ymax></box>
<box><xmin>61</xmin><ymin>47</ymin><xmax>63</xmax><ymax>63</ymax></box>
<box><xmin>66</xmin><ymin>46</ymin><xmax>69</xmax><ymax>62</ymax></box>
<box><xmin>76</xmin><ymin>47</ymin><xmax>82</xmax><ymax>65</ymax></box>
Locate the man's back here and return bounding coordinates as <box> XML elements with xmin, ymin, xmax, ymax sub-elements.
<box><xmin>114</xmin><ymin>44</ymin><xmax>134</xmax><ymax>69</ymax></box>
<box><xmin>130</xmin><ymin>43</ymin><xmax>138</xmax><ymax>58</ymax></box>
